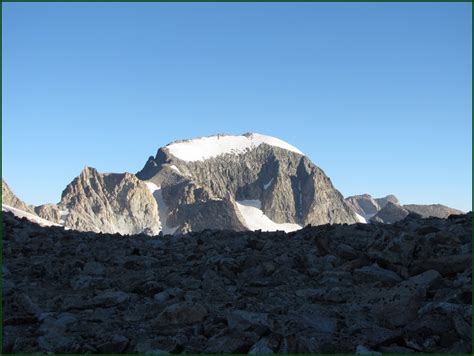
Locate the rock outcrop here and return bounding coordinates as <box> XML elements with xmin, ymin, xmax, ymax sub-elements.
<box><xmin>3</xmin><ymin>210</ymin><xmax>471</xmax><ymax>353</ymax></box>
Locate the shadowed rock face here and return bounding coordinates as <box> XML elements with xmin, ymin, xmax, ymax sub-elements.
<box><xmin>137</xmin><ymin>135</ymin><xmax>358</xmax><ymax>233</ymax></box>
<box><xmin>36</xmin><ymin>167</ymin><xmax>161</xmax><ymax>235</ymax></box>
<box><xmin>2</xmin><ymin>180</ymin><xmax>35</xmax><ymax>214</ymax></box>
<box><xmin>167</xmin><ymin>198</ymin><xmax>247</xmax><ymax>234</ymax></box>
<box><xmin>3</xmin><ymin>210</ymin><xmax>471</xmax><ymax>354</ymax></box>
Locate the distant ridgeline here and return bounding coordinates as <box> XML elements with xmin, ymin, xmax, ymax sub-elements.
<box><xmin>1</xmin><ymin>133</ymin><xmax>464</xmax><ymax>235</ymax></box>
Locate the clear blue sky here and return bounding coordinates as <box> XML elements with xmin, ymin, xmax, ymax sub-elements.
<box><xmin>2</xmin><ymin>2</ymin><xmax>472</xmax><ymax>211</ymax></box>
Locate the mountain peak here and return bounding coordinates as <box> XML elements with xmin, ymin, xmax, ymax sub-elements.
<box><xmin>136</xmin><ymin>133</ymin><xmax>358</xmax><ymax>233</ymax></box>
<box><xmin>79</xmin><ymin>166</ymin><xmax>99</xmax><ymax>177</ymax></box>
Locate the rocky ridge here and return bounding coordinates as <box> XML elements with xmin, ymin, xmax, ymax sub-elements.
<box><xmin>36</xmin><ymin>167</ymin><xmax>161</xmax><ymax>235</ymax></box>
<box><xmin>345</xmin><ymin>194</ymin><xmax>463</xmax><ymax>224</ymax></box>
<box><xmin>3</xmin><ymin>210</ymin><xmax>471</xmax><ymax>353</ymax></box>
<box><xmin>2</xmin><ymin>181</ymin><xmax>60</xmax><ymax>228</ymax></box>
<box><xmin>403</xmin><ymin>204</ymin><xmax>464</xmax><ymax>219</ymax></box>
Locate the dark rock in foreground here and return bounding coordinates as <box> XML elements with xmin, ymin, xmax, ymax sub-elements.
<box><xmin>2</xmin><ymin>210</ymin><xmax>472</xmax><ymax>354</ymax></box>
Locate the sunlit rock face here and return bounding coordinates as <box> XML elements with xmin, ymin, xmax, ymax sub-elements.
<box><xmin>45</xmin><ymin>167</ymin><xmax>161</xmax><ymax>235</ymax></box>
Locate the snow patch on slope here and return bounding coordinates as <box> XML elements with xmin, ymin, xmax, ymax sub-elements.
<box><xmin>235</xmin><ymin>199</ymin><xmax>302</xmax><ymax>233</ymax></box>
<box><xmin>166</xmin><ymin>133</ymin><xmax>303</xmax><ymax>162</ymax></box>
<box><xmin>354</xmin><ymin>212</ymin><xmax>367</xmax><ymax>224</ymax></box>
<box><xmin>145</xmin><ymin>182</ymin><xmax>178</xmax><ymax>235</ymax></box>
<box><xmin>3</xmin><ymin>204</ymin><xmax>62</xmax><ymax>227</ymax></box>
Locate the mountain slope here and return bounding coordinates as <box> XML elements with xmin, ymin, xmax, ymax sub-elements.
<box><xmin>2</xmin><ymin>204</ymin><xmax>61</xmax><ymax>227</ymax></box>
<box><xmin>36</xmin><ymin>167</ymin><xmax>161</xmax><ymax>235</ymax></box>
<box><xmin>345</xmin><ymin>194</ymin><xmax>380</xmax><ymax>221</ymax></box>
<box><xmin>2</xmin><ymin>180</ymin><xmax>35</xmax><ymax>214</ymax></box>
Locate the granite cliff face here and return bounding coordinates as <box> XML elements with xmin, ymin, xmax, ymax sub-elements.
<box><xmin>137</xmin><ymin>133</ymin><xmax>358</xmax><ymax>234</ymax></box>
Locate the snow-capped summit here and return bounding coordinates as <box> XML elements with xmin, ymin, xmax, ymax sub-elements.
<box><xmin>165</xmin><ymin>133</ymin><xmax>304</xmax><ymax>162</ymax></box>
<box><xmin>137</xmin><ymin>133</ymin><xmax>358</xmax><ymax>234</ymax></box>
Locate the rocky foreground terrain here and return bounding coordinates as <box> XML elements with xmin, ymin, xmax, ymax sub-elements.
<box><xmin>2</xmin><ymin>210</ymin><xmax>472</xmax><ymax>354</ymax></box>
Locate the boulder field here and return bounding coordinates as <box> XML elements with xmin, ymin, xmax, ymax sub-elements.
<box><xmin>2</xmin><ymin>211</ymin><xmax>472</xmax><ymax>353</ymax></box>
